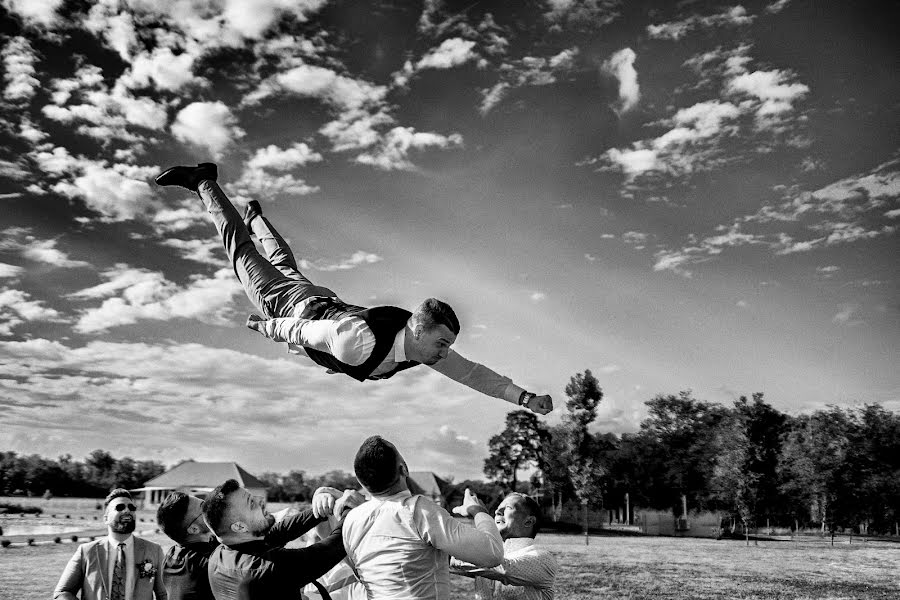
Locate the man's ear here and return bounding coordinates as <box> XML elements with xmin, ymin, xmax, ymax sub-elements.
<box><xmin>524</xmin><ymin>515</ymin><xmax>537</xmax><ymax>530</ymax></box>
<box><xmin>230</xmin><ymin>521</ymin><xmax>249</xmax><ymax>533</ymax></box>
<box><xmin>412</xmin><ymin>323</ymin><xmax>423</xmax><ymax>339</ymax></box>
<box><xmin>187</xmin><ymin>523</ymin><xmax>201</xmax><ymax>534</ymax></box>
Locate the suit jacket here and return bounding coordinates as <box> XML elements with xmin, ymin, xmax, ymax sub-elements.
<box><xmin>54</xmin><ymin>536</ymin><xmax>168</xmax><ymax>600</ymax></box>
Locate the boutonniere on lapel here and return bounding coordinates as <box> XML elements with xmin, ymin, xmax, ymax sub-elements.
<box><xmin>137</xmin><ymin>558</ymin><xmax>157</xmax><ymax>579</ymax></box>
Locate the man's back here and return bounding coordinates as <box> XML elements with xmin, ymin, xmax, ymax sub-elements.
<box><xmin>342</xmin><ymin>491</ymin><xmax>502</xmax><ymax>600</ymax></box>
<box><xmin>164</xmin><ymin>540</ymin><xmax>217</xmax><ymax>600</ymax></box>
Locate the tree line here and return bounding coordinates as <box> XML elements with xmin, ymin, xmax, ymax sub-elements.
<box><xmin>484</xmin><ymin>370</ymin><xmax>900</xmax><ymax>536</ymax></box>
<box><xmin>0</xmin><ymin>449</ymin><xmax>165</xmax><ymax>498</ymax></box>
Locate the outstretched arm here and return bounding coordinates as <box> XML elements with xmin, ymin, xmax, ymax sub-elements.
<box><xmin>430</xmin><ymin>350</ymin><xmax>553</xmax><ymax>414</ymax></box>
<box><xmin>415</xmin><ymin>495</ymin><xmax>503</xmax><ymax>567</ymax></box>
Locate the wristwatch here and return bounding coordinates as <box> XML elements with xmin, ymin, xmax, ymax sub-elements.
<box><xmin>519</xmin><ymin>391</ymin><xmax>536</xmax><ymax>408</ymax></box>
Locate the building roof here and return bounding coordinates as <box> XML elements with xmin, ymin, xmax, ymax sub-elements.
<box><xmin>144</xmin><ymin>460</ymin><xmax>266</xmax><ymax>489</ymax></box>
<box><xmin>407</xmin><ymin>471</ymin><xmax>447</xmax><ymax>498</ymax></box>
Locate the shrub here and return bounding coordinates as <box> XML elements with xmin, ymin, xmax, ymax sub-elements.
<box><xmin>27</xmin><ymin>538</ymin><xmax>35</xmax><ymax>545</ymax></box>
<box><xmin>0</xmin><ymin>502</ymin><xmax>42</xmax><ymax>515</ymax></box>
<box><xmin>1</xmin><ymin>540</ymin><xmax>10</xmax><ymax>548</ymax></box>
<box><xmin>53</xmin><ymin>536</ymin><xmax>61</xmax><ymax>543</ymax></box>
<box><xmin>71</xmin><ymin>535</ymin><xmax>78</xmax><ymax>542</ymax></box>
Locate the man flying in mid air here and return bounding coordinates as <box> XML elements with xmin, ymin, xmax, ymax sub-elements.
<box><xmin>155</xmin><ymin>162</ymin><xmax>553</xmax><ymax>414</ymax></box>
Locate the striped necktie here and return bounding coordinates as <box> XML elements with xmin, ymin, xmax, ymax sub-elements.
<box><xmin>111</xmin><ymin>542</ymin><xmax>126</xmax><ymax>600</ymax></box>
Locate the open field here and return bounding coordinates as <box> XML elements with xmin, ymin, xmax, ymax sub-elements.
<box><xmin>2</xmin><ymin>530</ymin><xmax>898</xmax><ymax>599</ymax></box>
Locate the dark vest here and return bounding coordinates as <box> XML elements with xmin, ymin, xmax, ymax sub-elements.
<box><xmin>299</xmin><ymin>297</ymin><xmax>419</xmax><ymax>381</ymax></box>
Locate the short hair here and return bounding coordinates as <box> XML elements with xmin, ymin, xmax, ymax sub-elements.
<box><xmin>508</xmin><ymin>493</ymin><xmax>543</xmax><ymax>537</ymax></box>
<box><xmin>104</xmin><ymin>488</ymin><xmax>133</xmax><ymax>510</ymax></box>
<box><xmin>157</xmin><ymin>492</ymin><xmax>191</xmax><ymax>542</ymax></box>
<box><xmin>203</xmin><ymin>479</ymin><xmax>241</xmax><ymax>535</ymax></box>
<box><xmin>413</xmin><ymin>298</ymin><xmax>460</xmax><ymax>335</ymax></box>
<box><xmin>354</xmin><ymin>436</ymin><xmax>401</xmax><ymax>494</ymax></box>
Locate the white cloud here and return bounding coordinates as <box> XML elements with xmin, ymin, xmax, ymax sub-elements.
<box><xmin>0</xmin><ymin>288</ymin><xmax>64</xmax><ymax>335</ymax></box>
<box><xmin>50</xmin><ymin>158</ymin><xmax>161</xmax><ymax>222</ymax></box>
<box><xmin>298</xmin><ymin>251</ymin><xmax>383</xmax><ymax>272</ymax></box>
<box><xmin>0</xmin><ymin>263</ymin><xmax>23</xmax><ymax>278</ymax></box>
<box><xmin>479</xmin><ymin>47</ymin><xmax>579</xmax><ymax>115</ymax></box>
<box><xmin>158</xmin><ymin>238</ymin><xmax>228</xmax><ymax>267</ymax></box>
<box><xmin>2</xmin><ymin>36</ymin><xmax>40</xmax><ymax>104</ymax></box>
<box><xmin>765</xmin><ymin>0</ymin><xmax>791</xmax><ymax>14</ymax></box>
<box><xmin>544</xmin><ymin>0</ymin><xmax>622</xmax><ymax>28</ymax></box>
<box><xmin>816</xmin><ymin>265</ymin><xmax>840</xmax><ymax>274</ymax></box>
<box><xmin>529</xmin><ymin>291</ymin><xmax>547</xmax><ymax>302</ymax></box>
<box><xmin>727</xmin><ymin>69</ymin><xmax>809</xmax><ymax>123</ymax></box>
<box><xmin>601</xmin><ymin>100</ymin><xmax>740</xmax><ymax>179</ymax></box>
<box><xmin>0</xmin><ymin>227</ymin><xmax>91</xmax><ymax>268</ymax></box>
<box><xmin>832</xmin><ymin>304</ymin><xmax>860</xmax><ymax>326</ymax></box>
<box><xmin>736</xmin><ymin>300</ymin><xmax>748</xmax><ymax>308</ymax></box>
<box><xmin>221</xmin><ymin>0</ymin><xmax>327</xmax><ymax>39</ymax></box>
<box><xmin>622</xmin><ymin>231</ymin><xmax>648</xmax><ymax>249</ymax></box>
<box><xmin>69</xmin><ymin>265</ymin><xmax>244</xmax><ymax>333</ymax></box>
<box><xmin>171</xmin><ymin>101</ymin><xmax>246</xmax><ymax>159</ymax></box>
<box><xmin>602</xmin><ymin>47</ymin><xmax>639</xmax><ymax>113</ymax></box>
<box><xmin>647</xmin><ymin>6</ymin><xmax>755</xmax><ymax>40</ymax></box>
<box><xmin>885</xmin><ymin>208</ymin><xmax>900</xmax><ymax>219</ymax></box>
<box><xmin>123</xmin><ymin>46</ymin><xmax>200</xmax><ymax>91</ymax></box>
<box><xmin>355</xmin><ymin>127</ymin><xmax>463</xmax><ymax>171</ymax></box>
<box><xmin>41</xmin><ymin>70</ymin><xmax>169</xmax><ymax>143</ymax></box>
<box><xmin>599</xmin><ymin>364</ymin><xmax>621</xmax><ymax>374</ymax></box>
<box><xmin>246</xmin><ymin>143</ymin><xmax>323</xmax><ymax>172</ymax></box>
<box><xmin>415</xmin><ymin>38</ymin><xmax>478</xmax><ymax>70</ymax></box>
<box><xmin>1</xmin><ymin>0</ymin><xmax>64</xmax><ymax>28</ymax></box>
<box><xmin>231</xmin><ymin>169</ymin><xmax>320</xmax><ymax>204</ymax></box>
<box><xmin>245</xmin><ymin>64</ymin><xmax>387</xmax><ymax>112</ymax></box>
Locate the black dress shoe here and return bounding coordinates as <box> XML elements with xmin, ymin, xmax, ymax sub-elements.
<box><xmin>243</xmin><ymin>200</ymin><xmax>262</xmax><ymax>229</ymax></box>
<box><xmin>155</xmin><ymin>162</ymin><xmax>218</xmax><ymax>191</ymax></box>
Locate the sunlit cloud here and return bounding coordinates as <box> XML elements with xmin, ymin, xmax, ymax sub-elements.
<box><xmin>602</xmin><ymin>47</ymin><xmax>640</xmax><ymax>113</ymax></box>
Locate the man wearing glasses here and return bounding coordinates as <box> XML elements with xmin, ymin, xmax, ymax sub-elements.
<box><xmin>54</xmin><ymin>488</ymin><xmax>168</xmax><ymax>600</ymax></box>
<box><xmin>157</xmin><ymin>492</ymin><xmax>218</xmax><ymax>600</ymax></box>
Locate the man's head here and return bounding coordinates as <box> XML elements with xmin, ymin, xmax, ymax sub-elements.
<box><xmin>353</xmin><ymin>435</ymin><xmax>408</xmax><ymax>495</ymax></box>
<box><xmin>202</xmin><ymin>479</ymin><xmax>273</xmax><ymax>543</ymax></box>
<box><xmin>407</xmin><ymin>298</ymin><xmax>459</xmax><ymax>365</ymax></box>
<box><xmin>494</xmin><ymin>493</ymin><xmax>542</xmax><ymax>540</ymax></box>
<box><xmin>157</xmin><ymin>492</ymin><xmax>211</xmax><ymax>545</ymax></box>
<box><xmin>104</xmin><ymin>489</ymin><xmax>136</xmax><ymax>535</ymax></box>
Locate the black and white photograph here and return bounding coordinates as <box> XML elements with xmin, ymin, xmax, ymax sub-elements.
<box><xmin>0</xmin><ymin>0</ymin><xmax>898</xmax><ymax>598</ymax></box>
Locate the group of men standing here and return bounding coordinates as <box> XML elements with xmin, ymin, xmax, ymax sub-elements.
<box><xmin>52</xmin><ymin>435</ymin><xmax>557</xmax><ymax>600</ymax></box>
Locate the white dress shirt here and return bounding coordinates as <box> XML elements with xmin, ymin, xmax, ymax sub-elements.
<box><xmin>256</xmin><ymin>313</ymin><xmax>526</xmax><ymax>403</ymax></box>
<box><xmin>453</xmin><ymin>537</ymin><xmax>557</xmax><ymax>600</ymax></box>
<box><xmin>342</xmin><ymin>490</ymin><xmax>503</xmax><ymax>600</ymax></box>
<box><xmin>105</xmin><ymin>535</ymin><xmax>135</xmax><ymax>600</ymax></box>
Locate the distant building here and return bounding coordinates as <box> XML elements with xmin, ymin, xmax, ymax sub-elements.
<box><xmin>134</xmin><ymin>460</ymin><xmax>267</xmax><ymax>507</ymax></box>
<box><xmin>406</xmin><ymin>471</ymin><xmax>450</xmax><ymax>507</ymax></box>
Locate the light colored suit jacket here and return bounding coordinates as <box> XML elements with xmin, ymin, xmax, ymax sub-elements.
<box><xmin>53</xmin><ymin>536</ymin><xmax>168</xmax><ymax>600</ymax></box>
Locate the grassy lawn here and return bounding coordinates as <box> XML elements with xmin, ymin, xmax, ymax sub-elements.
<box><xmin>2</xmin><ymin>531</ymin><xmax>898</xmax><ymax>600</ymax></box>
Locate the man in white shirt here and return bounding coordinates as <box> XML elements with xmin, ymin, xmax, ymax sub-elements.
<box><xmin>341</xmin><ymin>435</ymin><xmax>504</xmax><ymax>600</ymax></box>
<box><xmin>54</xmin><ymin>489</ymin><xmax>168</xmax><ymax>600</ymax></box>
<box><xmin>451</xmin><ymin>493</ymin><xmax>557</xmax><ymax>600</ymax></box>
<box><xmin>155</xmin><ymin>162</ymin><xmax>552</xmax><ymax>415</ymax></box>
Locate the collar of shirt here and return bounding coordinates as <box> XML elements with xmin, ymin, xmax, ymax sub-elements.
<box><xmin>371</xmin><ymin>489</ymin><xmax>412</xmax><ymax>502</ymax></box>
<box><xmin>390</xmin><ymin>327</ymin><xmax>408</xmax><ymax>363</ymax></box>
<box><xmin>503</xmin><ymin>537</ymin><xmax>536</xmax><ymax>553</ymax></box>
<box><xmin>106</xmin><ymin>535</ymin><xmax>134</xmax><ymax>552</ymax></box>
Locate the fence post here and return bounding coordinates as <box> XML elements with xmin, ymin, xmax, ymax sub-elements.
<box><xmin>582</xmin><ymin>500</ymin><xmax>589</xmax><ymax>546</ymax></box>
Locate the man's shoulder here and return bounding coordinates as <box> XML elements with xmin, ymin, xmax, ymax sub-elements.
<box><xmin>76</xmin><ymin>537</ymin><xmax>105</xmax><ymax>553</ymax></box>
<box><xmin>134</xmin><ymin>536</ymin><xmax>165</xmax><ymax>559</ymax></box>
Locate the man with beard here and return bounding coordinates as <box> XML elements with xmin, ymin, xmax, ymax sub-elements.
<box><xmin>203</xmin><ymin>479</ymin><xmax>363</xmax><ymax>600</ymax></box>
<box><xmin>54</xmin><ymin>489</ymin><xmax>168</xmax><ymax>600</ymax></box>
<box><xmin>157</xmin><ymin>492</ymin><xmax>218</xmax><ymax>600</ymax></box>
<box><xmin>451</xmin><ymin>492</ymin><xmax>557</xmax><ymax>600</ymax></box>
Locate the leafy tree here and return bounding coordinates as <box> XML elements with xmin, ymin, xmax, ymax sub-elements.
<box><xmin>638</xmin><ymin>391</ymin><xmax>728</xmax><ymax>512</ymax></box>
<box><xmin>483</xmin><ymin>410</ymin><xmax>548</xmax><ymax>492</ymax></box>
<box><xmin>780</xmin><ymin>407</ymin><xmax>853</xmax><ymax>534</ymax></box>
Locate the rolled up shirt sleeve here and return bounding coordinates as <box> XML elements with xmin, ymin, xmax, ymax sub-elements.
<box><xmin>429</xmin><ymin>349</ymin><xmax>526</xmax><ymax>404</ymax></box>
<box><xmin>256</xmin><ymin>316</ymin><xmax>375</xmax><ymax>366</ymax></box>
<box><xmin>413</xmin><ymin>498</ymin><xmax>503</xmax><ymax>567</ymax></box>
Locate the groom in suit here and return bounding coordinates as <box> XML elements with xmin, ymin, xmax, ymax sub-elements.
<box><xmin>54</xmin><ymin>488</ymin><xmax>167</xmax><ymax>600</ymax></box>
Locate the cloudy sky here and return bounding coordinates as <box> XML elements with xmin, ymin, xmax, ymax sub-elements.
<box><xmin>0</xmin><ymin>0</ymin><xmax>897</xmax><ymax>481</ymax></box>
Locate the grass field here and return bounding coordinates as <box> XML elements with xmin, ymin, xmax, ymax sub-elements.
<box><xmin>2</xmin><ymin>529</ymin><xmax>898</xmax><ymax>600</ymax></box>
